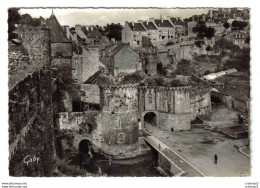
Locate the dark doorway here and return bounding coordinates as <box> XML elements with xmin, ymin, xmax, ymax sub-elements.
<box><xmin>211</xmin><ymin>95</ymin><xmax>221</xmax><ymax>105</ymax></box>
<box><xmin>231</xmin><ymin>101</ymin><xmax>235</xmax><ymax>108</ymax></box>
<box><xmin>144</xmin><ymin>112</ymin><xmax>157</xmax><ymax>126</ymax></box>
<box><xmin>79</xmin><ymin>139</ymin><xmax>91</xmax><ymax>154</ymax></box>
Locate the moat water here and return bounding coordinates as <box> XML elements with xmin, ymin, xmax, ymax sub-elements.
<box><xmin>69</xmin><ymin>150</ymin><xmax>163</xmax><ymax>177</ymax></box>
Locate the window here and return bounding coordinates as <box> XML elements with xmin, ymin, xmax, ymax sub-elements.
<box><xmin>117</xmin><ymin>133</ymin><xmax>125</xmax><ymax>144</ymax></box>
<box><xmin>149</xmin><ymin>90</ymin><xmax>152</xmax><ymax>103</ymax></box>
<box><xmin>56</xmin><ymin>51</ymin><xmax>63</xmax><ymax>57</ymax></box>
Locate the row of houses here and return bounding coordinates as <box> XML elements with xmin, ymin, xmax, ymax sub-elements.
<box><xmin>121</xmin><ymin>17</ymin><xmax>185</xmax><ymax>48</ymax></box>
<box><xmin>63</xmin><ymin>25</ymin><xmax>106</xmax><ymax>47</ymax></box>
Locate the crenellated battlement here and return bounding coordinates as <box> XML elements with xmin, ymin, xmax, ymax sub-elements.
<box><xmin>139</xmin><ymin>85</ymin><xmax>191</xmax><ymax>91</ymax></box>
<box><xmin>100</xmin><ymin>83</ymin><xmax>140</xmax><ymax>90</ymax></box>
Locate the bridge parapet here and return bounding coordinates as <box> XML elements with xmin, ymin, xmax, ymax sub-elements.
<box><xmin>144</xmin><ymin>135</ymin><xmax>185</xmax><ymax>176</ymax></box>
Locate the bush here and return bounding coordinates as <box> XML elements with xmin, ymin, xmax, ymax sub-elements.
<box><xmin>195</xmin><ymin>40</ymin><xmax>205</xmax><ymax>48</ymax></box>
<box><xmin>175</xmin><ymin>59</ymin><xmax>194</xmax><ymax>76</ymax></box>
<box><xmin>232</xmin><ymin>20</ymin><xmax>248</xmax><ymax>30</ymax></box>
<box><xmin>214</xmin><ymin>38</ymin><xmax>240</xmax><ymax>51</ymax></box>
<box><xmin>223</xmin><ymin>22</ymin><xmax>230</xmax><ymax>29</ymax></box>
<box><xmin>192</xmin><ymin>21</ymin><xmax>216</xmax><ymax>39</ymax></box>
<box><xmin>120</xmin><ymin>70</ymin><xmax>146</xmax><ymax>84</ymax></box>
<box><xmin>157</xmin><ymin>62</ymin><xmax>166</xmax><ymax>75</ymax></box>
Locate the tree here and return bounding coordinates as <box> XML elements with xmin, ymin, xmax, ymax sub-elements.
<box><xmin>232</xmin><ymin>21</ymin><xmax>248</xmax><ymax>30</ymax></box>
<box><xmin>223</xmin><ymin>22</ymin><xmax>230</xmax><ymax>29</ymax></box>
<box><xmin>157</xmin><ymin>62</ymin><xmax>166</xmax><ymax>75</ymax></box>
<box><xmin>102</xmin><ymin>23</ymin><xmax>123</xmax><ymax>41</ymax></box>
<box><xmin>19</xmin><ymin>13</ymin><xmax>41</xmax><ymax>26</ymax></box>
<box><xmin>195</xmin><ymin>40</ymin><xmax>205</xmax><ymax>48</ymax></box>
<box><xmin>224</xmin><ymin>48</ymin><xmax>250</xmax><ymax>71</ymax></box>
<box><xmin>192</xmin><ymin>21</ymin><xmax>216</xmax><ymax>39</ymax></box>
<box><xmin>175</xmin><ymin>59</ymin><xmax>194</xmax><ymax>76</ymax></box>
<box><xmin>214</xmin><ymin>38</ymin><xmax>240</xmax><ymax>51</ymax></box>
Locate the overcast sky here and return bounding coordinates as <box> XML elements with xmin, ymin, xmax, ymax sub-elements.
<box><xmin>19</xmin><ymin>8</ymin><xmax>209</xmax><ymax>27</ymax></box>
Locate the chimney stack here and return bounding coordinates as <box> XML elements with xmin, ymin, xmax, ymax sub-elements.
<box><xmin>209</xmin><ymin>10</ymin><xmax>213</xmax><ymax>18</ymax></box>
<box><xmin>75</xmin><ymin>25</ymin><xmax>81</xmax><ymax>31</ymax></box>
<box><xmin>149</xmin><ymin>18</ymin><xmax>155</xmax><ymax>22</ymax></box>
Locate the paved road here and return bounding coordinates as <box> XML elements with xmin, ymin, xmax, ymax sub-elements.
<box><xmin>145</xmin><ymin>107</ymin><xmax>250</xmax><ymax>177</ymax></box>
<box><xmin>144</xmin><ymin>134</ymin><xmax>204</xmax><ymax>177</ymax></box>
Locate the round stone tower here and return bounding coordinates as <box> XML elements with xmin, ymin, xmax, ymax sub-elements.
<box><xmin>99</xmin><ymin>84</ymin><xmax>139</xmax><ymax>159</ymax></box>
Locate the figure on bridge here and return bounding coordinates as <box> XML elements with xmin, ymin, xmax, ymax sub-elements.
<box><xmin>214</xmin><ymin>154</ymin><xmax>218</xmax><ymax>164</ymax></box>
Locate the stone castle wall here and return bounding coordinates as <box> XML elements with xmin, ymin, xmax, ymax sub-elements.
<box><xmin>9</xmin><ymin>27</ymin><xmax>55</xmax><ymax>176</ymax></box>
<box><xmin>17</xmin><ymin>26</ymin><xmax>51</xmax><ymax>68</ymax></box>
<box><xmin>8</xmin><ymin>43</ymin><xmax>30</xmax><ymax>71</ymax></box>
<box><xmin>159</xmin><ymin>112</ymin><xmax>191</xmax><ymax>131</ymax></box>
<box><xmin>72</xmin><ymin>54</ymin><xmax>83</xmax><ymax>83</ymax></box>
<box><xmin>140</xmin><ymin>86</ymin><xmax>191</xmax><ymax>131</ymax></box>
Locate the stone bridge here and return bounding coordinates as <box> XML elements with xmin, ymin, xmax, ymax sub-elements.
<box><xmin>144</xmin><ymin>130</ymin><xmax>205</xmax><ymax>177</ymax></box>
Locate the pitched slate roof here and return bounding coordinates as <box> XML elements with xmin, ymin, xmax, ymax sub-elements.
<box><xmin>81</xmin><ymin>27</ymin><xmax>102</xmax><ymax>38</ymax></box>
<box><xmin>84</xmin><ymin>70</ymin><xmax>115</xmax><ymax>85</ymax></box>
<box><xmin>170</xmin><ymin>17</ymin><xmax>184</xmax><ymax>26</ymax></box>
<box><xmin>128</xmin><ymin>23</ymin><xmax>146</xmax><ymax>31</ymax></box>
<box><xmin>142</xmin><ymin>21</ymin><xmax>157</xmax><ymax>30</ymax></box>
<box><xmin>46</xmin><ymin>14</ymin><xmax>71</xmax><ymax>43</ymax></box>
<box><xmin>154</xmin><ymin>19</ymin><xmax>174</xmax><ymax>28</ymax></box>
<box><xmin>110</xmin><ymin>43</ymin><xmax>133</xmax><ymax>57</ymax></box>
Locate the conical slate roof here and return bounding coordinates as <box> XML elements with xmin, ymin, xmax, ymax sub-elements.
<box><xmin>46</xmin><ymin>13</ymin><xmax>71</xmax><ymax>43</ymax></box>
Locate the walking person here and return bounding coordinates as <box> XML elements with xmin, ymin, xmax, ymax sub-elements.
<box><xmin>214</xmin><ymin>154</ymin><xmax>218</xmax><ymax>164</ymax></box>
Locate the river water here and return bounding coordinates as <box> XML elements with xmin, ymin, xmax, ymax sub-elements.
<box><xmin>69</xmin><ymin>150</ymin><xmax>163</xmax><ymax>177</ymax></box>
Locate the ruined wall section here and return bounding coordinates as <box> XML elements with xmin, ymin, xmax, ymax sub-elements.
<box><xmin>56</xmin><ymin>111</ymin><xmax>102</xmax><ymax>153</ymax></box>
<box><xmin>100</xmin><ymin>84</ymin><xmax>139</xmax><ymax>158</ymax></box>
<box><xmin>190</xmin><ymin>86</ymin><xmax>212</xmax><ymax>120</ymax></box>
<box><xmin>140</xmin><ymin>48</ymin><xmax>159</xmax><ymax>76</ymax></box>
<box><xmin>82</xmin><ymin>47</ymin><xmax>105</xmax><ymax>82</ymax></box>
